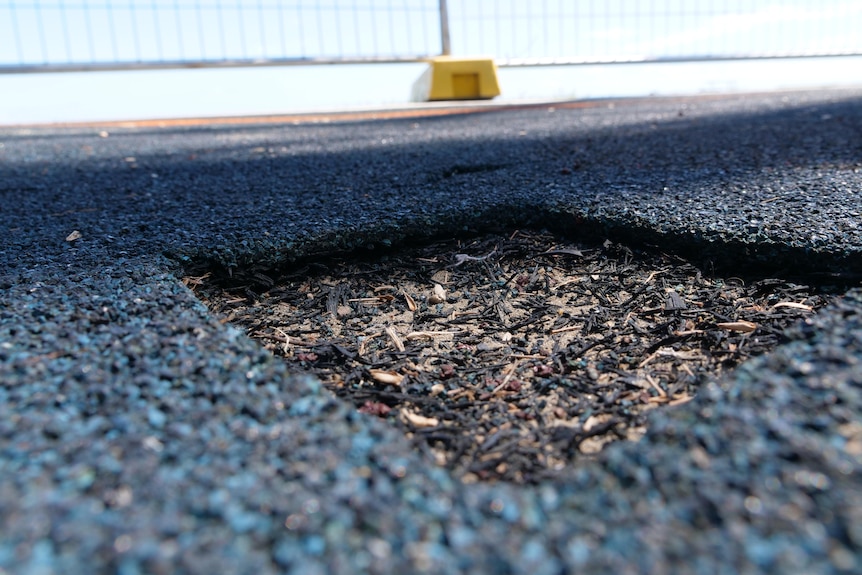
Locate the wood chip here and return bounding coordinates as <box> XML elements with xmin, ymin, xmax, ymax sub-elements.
<box><xmin>384</xmin><ymin>326</ymin><xmax>405</xmax><ymax>352</ymax></box>
<box><xmin>404</xmin><ymin>331</ymin><xmax>458</xmax><ymax>339</ymax></box>
<box><xmin>771</xmin><ymin>301</ymin><xmax>814</xmax><ymax>311</ymax></box>
<box><xmin>668</xmin><ymin>394</ymin><xmax>695</xmax><ymax>406</ymax></box>
<box><xmin>65</xmin><ymin>230</ymin><xmax>82</xmax><ymax>242</ymax></box>
<box><xmin>664</xmin><ymin>290</ymin><xmax>687</xmax><ymax>311</ymax></box>
<box><xmin>402</xmin><ymin>291</ymin><xmax>417</xmax><ymax>311</ymax></box>
<box><xmin>672</xmin><ymin>329</ymin><xmax>706</xmax><ymax>336</ymax></box>
<box><xmin>348</xmin><ymin>297</ymin><xmax>384</xmax><ymax>305</ymax></box>
<box><xmin>401</xmin><ymin>410</ymin><xmax>439</xmax><ymax>428</ymax></box>
<box><xmin>428</xmin><ymin>283</ymin><xmax>446</xmax><ymax>304</ymax></box>
<box><xmin>541</xmin><ymin>247</ymin><xmax>584</xmax><ymax>257</ymax></box>
<box><xmin>550</xmin><ymin>325</ymin><xmax>581</xmax><ymax>334</ymax></box>
<box><xmin>492</xmin><ymin>361</ymin><xmax>520</xmax><ymax>392</ymax></box>
<box><xmin>716</xmin><ymin>320</ymin><xmax>757</xmax><ymax>333</ymax></box>
<box><xmin>369</xmin><ymin>369</ymin><xmax>404</xmax><ymax>387</ymax></box>
<box><xmin>643</xmin><ymin>374</ymin><xmax>666</xmax><ymax>397</ymax></box>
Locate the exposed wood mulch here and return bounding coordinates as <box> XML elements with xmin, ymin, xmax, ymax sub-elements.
<box><xmin>187</xmin><ymin>230</ymin><xmax>834</xmax><ymax>484</ymax></box>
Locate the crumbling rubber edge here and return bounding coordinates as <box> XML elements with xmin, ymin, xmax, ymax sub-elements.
<box><xmin>165</xmin><ymin>203</ymin><xmax>862</xmax><ymax>292</ymax></box>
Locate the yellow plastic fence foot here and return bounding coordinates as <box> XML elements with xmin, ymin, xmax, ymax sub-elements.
<box><xmin>411</xmin><ymin>56</ymin><xmax>501</xmax><ymax>102</ymax></box>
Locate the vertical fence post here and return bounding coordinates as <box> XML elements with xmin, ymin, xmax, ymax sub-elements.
<box><xmin>439</xmin><ymin>0</ymin><xmax>451</xmax><ymax>56</ymax></box>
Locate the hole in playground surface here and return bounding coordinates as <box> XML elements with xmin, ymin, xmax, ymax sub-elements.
<box><xmin>186</xmin><ymin>229</ymin><xmax>841</xmax><ymax>484</ymax></box>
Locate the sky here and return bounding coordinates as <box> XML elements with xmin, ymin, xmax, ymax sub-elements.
<box><xmin>1</xmin><ymin>1</ymin><xmax>862</xmax><ymax>125</ymax></box>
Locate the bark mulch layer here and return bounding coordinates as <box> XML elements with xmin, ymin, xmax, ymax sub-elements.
<box><xmin>188</xmin><ymin>230</ymin><xmax>839</xmax><ymax>484</ymax></box>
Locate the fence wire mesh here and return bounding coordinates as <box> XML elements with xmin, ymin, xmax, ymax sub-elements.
<box><xmin>459</xmin><ymin>1</ymin><xmax>862</xmax><ymax>66</ymax></box>
<box><xmin>0</xmin><ymin>1</ymin><xmax>441</xmax><ymax>71</ymax></box>
<box><xmin>2</xmin><ymin>1</ymin><xmax>861</xmax><ymax>73</ymax></box>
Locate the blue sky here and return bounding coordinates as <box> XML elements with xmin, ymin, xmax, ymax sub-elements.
<box><xmin>1</xmin><ymin>1</ymin><xmax>861</xmax><ymax>124</ymax></box>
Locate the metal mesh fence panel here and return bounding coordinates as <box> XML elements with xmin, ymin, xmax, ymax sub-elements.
<box><xmin>448</xmin><ymin>0</ymin><xmax>862</xmax><ymax>66</ymax></box>
<box><xmin>0</xmin><ymin>1</ymin><xmax>442</xmax><ymax>72</ymax></box>
<box><xmin>2</xmin><ymin>1</ymin><xmax>861</xmax><ymax>73</ymax></box>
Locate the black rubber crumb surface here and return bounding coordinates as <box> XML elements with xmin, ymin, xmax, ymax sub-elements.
<box><xmin>1</xmin><ymin>89</ymin><xmax>862</xmax><ymax>574</ymax></box>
